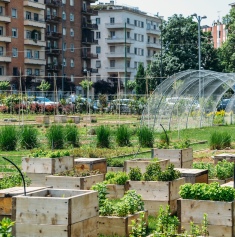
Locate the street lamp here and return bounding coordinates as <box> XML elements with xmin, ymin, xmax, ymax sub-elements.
<box><xmin>191</xmin><ymin>13</ymin><xmax>207</xmax><ymax>98</ymax></box>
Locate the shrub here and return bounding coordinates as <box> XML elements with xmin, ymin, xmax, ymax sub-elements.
<box><xmin>116</xmin><ymin>125</ymin><xmax>131</xmax><ymax>147</ymax></box>
<box><xmin>105</xmin><ymin>171</ymin><xmax>129</xmax><ymax>185</ymax></box>
<box><xmin>46</xmin><ymin>124</ymin><xmax>64</xmax><ymax>149</ymax></box>
<box><xmin>129</xmin><ymin>167</ymin><xmax>142</xmax><ymax>181</ymax></box>
<box><xmin>0</xmin><ymin>126</ymin><xmax>18</xmax><ymax>151</ymax></box>
<box><xmin>137</xmin><ymin>126</ymin><xmax>154</xmax><ymax>148</ymax></box>
<box><xmin>64</xmin><ymin>124</ymin><xmax>79</xmax><ymax>147</ymax></box>
<box><xmin>0</xmin><ymin>173</ymin><xmax>31</xmax><ymax>189</ymax></box>
<box><xmin>19</xmin><ymin>125</ymin><xmax>38</xmax><ymax>149</ymax></box>
<box><xmin>96</xmin><ymin>125</ymin><xmax>111</xmax><ymax>148</ymax></box>
<box><xmin>215</xmin><ymin>160</ymin><xmax>234</xmax><ymax>180</ymax></box>
<box><xmin>209</xmin><ymin>131</ymin><xmax>231</xmax><ymax>150</ymax></box>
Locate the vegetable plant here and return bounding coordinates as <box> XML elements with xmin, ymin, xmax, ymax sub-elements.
<box><xmin>96</xmin><ymin>125</ymin><xmax>111</xmax><ymax>148</ymax></box>
<box><xmin>104</xmin><ymin>171</ymin><xmax>129</xmax><ymax>185</ymax></box>
<box><xmin>137</xmin><ymin>126</ymin><xmax>154</xmax><ymax>148</ymax></box>
<box><xmin>19</xmin><ymin>125</ymin><xmax>38</xmax><ymax>149</ymax></box>
<box><xmin>0</xmin><ymin>126</ymin><xmax>18</xmax><ymax>151</ymax></box>
<box><xmin>115</xmin><ymin>125</ymin><xmax>131</xmax><ymax>147</ymax></box>
<box><xmin>0</xmin><ymin>217</ymin><xmax>15</xmax><ymax>237</ymax></box>
<box><xmin>129</xmin><ymin>167</ymin><xmax>142</xmax><ymax>181</ymax></box>
<box><xmin>46</xmin><ymin>124</ymin><xmax>64</xmax><ymax>149</ymax></box>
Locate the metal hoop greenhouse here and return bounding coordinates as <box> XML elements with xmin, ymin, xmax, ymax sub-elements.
<box><xmin>141</xmin><ymin>70</ymin><xmax>235</xmax><ymax>131</ymax></box>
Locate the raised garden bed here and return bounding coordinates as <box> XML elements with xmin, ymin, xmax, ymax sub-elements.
<box><xmin>67</xmin><ymin>116</ymin><xmax>80</xmax><ymax>124</ymax></box>
<box><xmin>107</xmin><ymin>166</ymin><xmax>124</xmax><ymax>172</ymax></box>
<box><xmin>54</xmin><ymin>115</ymin><xmax>67</xmax><ymax>123</ymax></box>
<box><xmin>213</xmin><ymin>153</ymin><xmax>235</xmax><ymax>165</ymax></box>
<box><xmin>35</xmin><ymin>115</ymin><xmax>50</xmax><ymax>124</ymax></box>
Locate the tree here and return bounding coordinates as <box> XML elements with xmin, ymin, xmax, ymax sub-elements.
<box><xmin>135</xmin><ymin>63</ymin><xmax>146</xmax><ymax>95</ymax></box>
<box><xmin>127</xmin><ymin>80</ymin><xmax>136</xmax><ymax>92</ymax></box>
<box><xmin>93</xmin><ymin>80</ymin><xmax>112</xmax><ymax>94</ymax></box>
<box><xmin>80</xmin><ymin>79</ymin><xmax>93</xmax><ymax>92</ymax></box>
<box><xmin>10</xmin><ymin>75</ymin><xmax>34</xmax><ymax>92</ymax></box>
<box><xmin>0</xmin><ymin>81</ymin><xmax>10</xmax><ymax>91</ymax></box>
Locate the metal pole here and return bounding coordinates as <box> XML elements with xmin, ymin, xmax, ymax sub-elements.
<box><xmin>160</xmin><ymin>17</ymin><xmax>163</xmax><ymax>84</ymax></box>
<box><xmin>124</xmin><ymin>22</ymin><xmax>127</xmax><ymax>98</ymax></box>
<box><xmin>61</xmin><ymin>2</ymin><xmax>65</xmax><ymax>97</ymax></box>
<box><xmin>198</xmin><ymin>16</ymin><xmax>201</xmax><ymax>99</ymax></box>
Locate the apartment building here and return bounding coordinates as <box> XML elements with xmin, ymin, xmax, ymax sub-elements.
<box><xmin>0</xmin><ymin>0</ymin><xmax>98</xmax><ymax>92</ymax></box>
<box><xmin>91</xmin><ymin>1</ymin><xmax>161</xmax><ymax>88</ymax></box>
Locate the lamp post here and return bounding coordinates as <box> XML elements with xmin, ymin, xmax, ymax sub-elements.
<box><xmin>191</xmin><ymin>13</ymin><xmax>207</xmax><ymax>98</ymax></box>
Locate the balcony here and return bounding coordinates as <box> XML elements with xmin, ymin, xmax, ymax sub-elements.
<box><xmin>44</xmin><ymin>0</ymin><xmax>61</xmax><ymax>7</ymax></box>
<box><xmin>82</xmin><ymin>67</ymin><xmax>98</xmax><ymax>75</ymax></box>
<box><xmin>146</xmin><ymin>41</ymin><xmax>161</xmax><ymax>49</ymax></box>
<box><xmin>23</xmin><ymin>0</ymin><xmax>45</xmax><ymax>10</ymax></box>
<box><xmin>46</xmin><ymin>31</ymin><xmax>62</xmax><ymax>39</ymax></box>
<box><xmin>24</xmin><ymin>18</ymin><xmax>46</xmax><ymax>28</ymax></box>
<box><xmin>45</xmin><ymin>15</ymin><xmax>61</xmax><ymax>23</ymax></box>
<box><xmin>25</xmin><ymin>57</ymin><xmax>46</xmax><ymax>65</ymax></box>
<box><xmin>146</xmin><ymin>28</ymin><xmax>161</xmax><ymax>35</ymax></box>
<box><xmin>105</xmin><ymin>23</ymin><xmax>134</xmax><ymax>30</ymax></box>
<box><xmin>0</xmin><ymin>0</ymin><xmax>10</xmax><ymax>2</ymax></box>
<box><xmin>105</xmin><ymin>37</ymin><xmax>134</xmax><ymax>44</ymax></box>
<box><xmin>0</xmin><ymin>14</ymin><xmax>11</xmax><ymax>23</ymax></box>
<box><xmin>46</xmin><ymin>47</ymin><xmax>61</xmax><ymax>55</ymax></box>
<box><xmin>82</xmin><ymin>23</ymin><xmax>98</xmax><ymax>30</ymax></box>
<box><xmin>46</xmin><ymin>63</ymin><xmax>62</xmax><ymax>71</ymax></box>
<box><xmin>106</xmin><ymin>52</ymin><xmax>133</xmax><ymax>58</ymax></box>
<box><xmin>82</xmin><ymin>52</ymin><xmax>98</xmax><ymax>59</ymax></box>
<box><xmin>81</xmin><ymin>8</ymin><xmax>98</xmax><ymax>16</ymax></box>
<box><xmin>105</xmin><ymin>67</ymin><xmax>135</xmax><ymax>73</ymax></box>
<box><xmin>24</xmin><ymin>38</ymin><xmax>46</xmax><ymax>47</ymax></box>
<box><xmin>82</xmin><ymin>38</ymin><xmax>98</xmax><ymax>45</ymax></box>
<box><xmin>0</xmin><ymin>35</ymin><xmax>11</xmax><ymax>43</ymax></box>
<box><xmin>0</xmin><ymin>54</ymin><xmax>11</xmax><ymax>62</ymax></box>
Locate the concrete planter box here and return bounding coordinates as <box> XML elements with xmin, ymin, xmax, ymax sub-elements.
<box><xmin>35</xmin><ymin>115</ymin><xmax>50</xmax><ymax>124</ymax></box>
<box><xmin>127</xmin><ymin>178</ymin><xmax>185</xmax><ymax>215</ymax></box>
<box><xmin>54</xmin><ymin>115</ymin><xmax>67</xmax><ymax>123</ymax></box>
<box><xmin>151</xmin><ymin>148</ymin><xmax>193</xmax><ymax>168</ymax></box>
<box><xmin>178</xmin><ymin>198</ymin><xmax>235</xmax><ymax>237</ymax></box>
<box><xmin>98</xmin><ymin>210</ymin><xmax>148</xmax><ymax>237</ymax></box>
<box><xmin>12</xmin><ymin>188</ymin><xmax>99</xmax><ymax>237</ymax></box>
<box><xmin>67</xmin><ymin>116</ymin><xmax>80</xmax><ymax>124</ymax></box>
<box><xmin>45</xmin><ymin>173</ymin><xmax>105</xmax><ymax>190</ymax></box>
<box><xmin>21</xmin><ymin>156</ymin><xmax>74</xmax><ymax>186</ymax></box>
<box><xmin>124</xmin><ymin>158</ymin><xmax>170</xmax><ymax>174</ymax></box>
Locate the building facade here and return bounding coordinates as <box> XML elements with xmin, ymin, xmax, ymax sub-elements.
<box><xmin>90</xmin><ymin>2</ymin><xmax>162</xmax><ymax>93</ymax></box>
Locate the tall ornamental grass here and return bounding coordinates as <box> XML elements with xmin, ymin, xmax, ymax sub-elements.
<box><xmin>209</xmin><ymin>131</ymin><xmax>231</xmax><ymax>150</ymax></box>
<box><xmin>116</xmin><ymin>125</ymin><xmax>131</xmax><ymax>147</ymax></box>
<box><xmin>137</xmin><ymin>126</ymin><xmax>154</xmax><ymax>148</ymax></box>
<box><xmin>0</xmin><ymin>126</ymin><xmax>18</xmax><ymax>151</ymax></box>
<box><xmin>96</xmin><ymin>125</ymin><xmax>111</xmax><ymax>148</ymax></box>
<box><xmin>20</xmin><ymin>125</ymin><xmax>38</xmax><ymax>149</ymax></box>
<box><xmin>46</xmin><ymin>124</ymin><xmax>64</xmax><ymax>149</ymax></box>
<box><xmin>64</xmin><ymin>124</ymin><xmax>79</xmax><ymax>147</ymax></box>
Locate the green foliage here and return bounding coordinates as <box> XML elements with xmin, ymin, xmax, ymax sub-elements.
<box><xmin>158</xmin><ymin>164</ymin><xmax>181</xmax><ymax>181</ymax></box>
<box><xmin>0</xmin><ymin>126</ymin><xmax>18</xmax><ymax>151</ymax></box>
<box><xmin>99</xmin><ymin>199</ymin><xmax>115</xmax><ymax>216</ymax></box>
<box><xmin>19</xmin><ymin>125</ymin><xmax>38</xmax><ymax>149</ymax></box>
<box><xmin>116</xmin><ymin>125</ymin><xmax>131</xmax><ymax>147</ymax></box>
<box><xmin>0</xmin><ymin>173</ymin><xmax>31</xmax><ymax>190</ymax></box>
<box><xmin>91</xmin><ymin>182</ymin><xmax>108</xmax><ymax>207</ymax></box>
<box><xmin>143</xmin><ymin>162</ymin><xmax>161</xmax><ymax>181</ymax></box>
<box><xmin>37</xmin><ymin>80</ymin><xmax>50</xmax><ymax>91</ymax></box>
<box><xmin>80</xmin><ymin>79</ymin><xmax>93</xmax><ymax>90</ymax></box>
<box><xmin>209</xmin><ymin>131</ymin><xmax>231</xmax><ymax>149</ymax></box>
<box><xmin>215</xmin><ymin>160</ymin><xmax>234</xmax><ymax>180</ymax></box>
<box><xmin>179</xmin><ymin>182</ymin><xmax>235</xmax><ymax>202</ymax></box>
<box><xmin>0</xmin><ymin>81</ymin><xmax>10</xmax><ymax>91</ymax></box>
<box><xmin>193</xmin><ymin>162</ymin><xmax>215</xmax><ymax>179</ymax></box>
<box><xmin>64</xmin><ymin>124</ymin><xmax>79</xmax><ymax>147</ymax></box>
<box><xmin>46</xmin><ymin>125</ymin><xmax>64</xmax><ymax>149</ymax></box>
<box><xmin>0</xmin><ymin>217</ymin><xmax>15</xmax><ymax>237</ymax></box>
<box><xmin>55</xmin><ymin>169</ymin><xmax>100</xmax><ymax>177</ymax></box>
<box><xmin>129</xmin><ymin>167</ymin><xmax>142</xmax><ymax>181</ymax></box>
<box><xmin>106</xmin><ymin>158</ymin><xmax>125</xmax><ymax>167</ymax></box>
<box><xmin>135</xmin><ymin>63</ymin><xmax>146</xmax><ymax>95</ymax></box>
<box><xmin>137</xmin><ymin>126</ymin><xmax>154</xmax><ymax>148</ymax></box>
<box><xmin>129</xmin><ymin>212</ymin><xmax>147</xmax><ymax>237</ymax></box>
<box><xmin>105</xmin><ymin>171</ymin><xmax>129</xmax><ymax>185</ymax></box>
<box><xmin>30</xmin><ymin>149</ymin><xmax>70</xmax><ymax>158</ymax></box>
<box><xmin>96</xmin><ymin>125</ymin><xmax>111</xmax><ymax>148</ymax></box>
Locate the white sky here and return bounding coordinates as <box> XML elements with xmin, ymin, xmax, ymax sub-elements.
<box><xmin>99</xmin><ymin>0</ymin><xmax>232</xmax><ymax>26</ymax></box>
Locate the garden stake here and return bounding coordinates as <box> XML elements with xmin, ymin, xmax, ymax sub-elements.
<box><xmin>2</xmin><ymin>156</ymin><xmax>26</xmax><ymax>196</ymax></box>
<box><xmin>234</xmin><ymin>163</ymin><xmax>235</xmax><ymax>189</ymax></box>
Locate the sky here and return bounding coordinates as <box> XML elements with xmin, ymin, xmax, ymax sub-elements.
<box><xmin>99</xmin><ymin>0</ymin><xmax>232</xmax><ymax>26</ymax></box>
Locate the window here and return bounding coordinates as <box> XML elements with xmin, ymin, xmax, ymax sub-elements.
<box><xmin>13</xmin><ymin>67</ymin><xmax>18</xmax><ymax>76</ymax></box>
<box><xmin>134</xmin><ymin>33</ymin><xmax>137</xmax><ymax>40</ymax></box>
<box><xmin>127</xmin><ymin>18</ymin><xmax>130</xmax><ymax>24</ymax></box>
<box><xmin>70</xmin><ymin>29</ymin><xmax>74</xmax><ymax>37</ymax></box>
<box><xmin>70</xmin><ymin>0</ymin><xmax>74</xmax><ymax>6</ymax></box>
<box><xmin>148</xmin><ymin>36</ymin><xmax>150</xmax><ymax>43</ymax></box>
<box><xmin>26</xmin><ymin>11</ymin><xmax>31</xmax><ymax>20</ymax></box>
<box><xmin>82</xmin><ymin>2</ymin><xmax>86</xmax><ymax>11</ymax></box>
<box><xmin>96</xmin><ymin>18</ymin><xmax>100</xmax><ymax>24</ymax></box>
<box><xmin>52</xmin><ymin>9</ymin><xmax>57</xmax><ymax>16</ymax></box>
<box><xmin>34</xmin><ymin>51</ymin><xmax>39</xmax><ymax>59</ymax></box>
<box><xmin>141</xmin><ymin>35</ymin><xmax>144</xmax><ymax>42</ymax></box>
<box><xmin>27</xmin><ymin>68</ymin><xmax>32</xmax><ymax>75</ymax></box>
<box><xmin>110</xmin><ymin>31</ymin><xmax>115</xmax><ymax>38</ymax></box>
<box><xmin>96</xmin><ymin>60</ymin><xmax>101</xmax><ymax>68</ymax></box>
<box><xmin>62</xmin><ymin>0</ymin><xmax>66</xmax><ymax>4</ymax></box>
<box><xmin>127</xmin><ymin>32</ymin><xmax>130</xmax><ymax>38</ymax></box>
<box><xmin>126</xmin><ymin>60</ymin><xmax>130</xmax><ymax>68</ymax></box>
<box><xmin>63</xmin><ymin>27</ymin><xmax>66</xmax><ymax>35</ymax></box>
<box><xmin>70</xmin><ymin>13</ymin><xmax>74</xmax><ymax>21</ymax></box>
<box><xmin>134</xmin><ymin>20</ymin><xmax>137</xmax><ymax>26</ymax></box>
<box><xmin>63</xmin><ymin>42</ymin><xmax>66</xmax><ymax>51</ymax></box>
<box><xmin>110</xmin><ymin>46</ymin><xmax>115</xmax><ymax>53</ymax></box>
<box><xmin>12</xmin><ymin>48</ymin><xmax>18</xmax><ymax>57</ymax></box>
<box><xmin>0</xmin><ymin>67</ymin><xmax>4</xmax><ymax>76</ymax></box>
<box><xmin>127</xmin><ymin>46</ymin><xmax>130</xmax><ymax>53</ymax></box>
<box><xmin>110</xmin><ymin>17</ymin><xmax>115</xmax><ymax>24</ymax></box>
<box><xmin>70</xmin><ymin>59</ymin><xmax>74</xmax><ymax>67</ymax></box>
<box><xmin>71</xmin><ymin>75</ymin><xmax>74</xmax><ymax>82</ymax></box>
<box><xmin>141</xmin><ymin>49</ymin><xmax>144</xmax><ymax>56</ymax></box>
<box><xmin>110</xmin><ymin>60</ymin><xmax>115</xmax><ymax>67</ymax></box>
<box><xmin>34</xmin><ymin>13</ymin><xmax>39</xmax><ymax>21</ymax></box>
<box><xmin>35</xmin><ymin>69</ymin><xmax>40</xmax><ymax>76</ymax></box>
<box><xmin>141</xmin><ymin>22</ymin><xmax>144</xmax><ymax>28</ymax></box>
<box><xmin>0</xmin><ymin>27</ymin><xmax>3</xmax><ymax>36</ymax></box>
<box><xmin>53</xmin><ymin>25</ymin><xmax>57</xmax><ymax>32</ymax></box>
<box><xmin>96</xmin><ymin>32</ymin><xmax>100</xmax><ymax>39</ymax></box>
<box><xmin>62</xmin><ymin>11</ymin><xmax>66</xmax><ymax>20</ymax></box>
<box><xmin>134</xmin><ymin>61</ymin><xmax>137</xmax><ymax>69</ymax></box>
<box><xmin>96</xmin><ymin>46</ymin><xmax>101</xmax><ymax>54</ymax></box>
<box><xmin>153</xmin><ymin>37</ymin><xmax>156</xmax><ymax>43</ymax></box>
<box><xmin>0</xmin><ymin>7</ymin><xmax>3</xmax><ymax>16</ymax></box>
<box><xmin>12</xmin><ymin>8</ymin><xmax>17</xmax><ymax>18</ymax></box>
<box><xmin>26</xmin><ymin>49</ymin><xmax>32</xmax><ymax>58</ymax></box>
<box><xmin>63</xmin><ymin>58</ymin><xmax>66</xmax><ymax>66</ymax></box>
<box><xmin>0</xmin><ymin>47</ymin><xmax>3</xmax><ymax>56</ymax></box>
<box><xmin>12</xmin><ymin>28</ymin><xmax>18</xmax><ymax>38</ymax></box>
<box><xmin>134</xmin><ymin>47</ymin><xmax>137</xmax><ymax>55</ymax></box>
<box><xmin>70</xmin><ymin>43</ymin><xmax>74</xmax><ymax>52</ymax></box>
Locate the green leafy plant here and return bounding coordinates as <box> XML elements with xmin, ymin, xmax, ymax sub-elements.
<box><xmin>46</xmin><ymin>124</ymin><xmax>64</xmax><ymax>149</ymax></box>
<box><xmin>215</xmin><ymin>160</ymin><xmax>234</xmax><ymax>180</ymax></box>
<box><xmin>105</xmin><ymin>171</ymin><xmax>129</xmax><ymax>185</ymax></box>
<box><xmin>30</xmin><ymin>149</ymin><xmax>70</xmax><ymax>158</ymax></box>
<box><xmin>91</xmin><ymin>182</ymin><xmax>108</xmax><ymax>206</ymax></box>
<box><xmin>0</xmin><ymin>217</ymin><xmax>15</xmax><ymax>237</ymax></box>
<box><xmin>137</xmin><ymin>126</ymin><xmax>154</xmax><ymax>148</ymax></box>
<box><xmin>0</xmin><ymin>173</ymin><xmax>31</xmax><ymax>189</ymax></box>
<box><xmin>64</xmin><ymin>124</ymin><xmax>79</xmax><ymax>147</ymax></box>
<box><xmin>19</xmin><ymin>125</ymin><xmax>38</xmax><ymax>149</ymax></box>
<box><xmin>96</xmin><ymin>125</ymin><xmax>111</xmax><ymax>148</ymax></box>
<box><xmin>129</xmin><ymin>167</ymin><xmax>142</xmax><ymax>181</ymax></box>
<box><xmin>193</xmin><ymin>162</ymin><xmax>215</xmax><ymax>179</ymax></box>
<box><xmin>209</xmin><ymin>131</ymin><xmax>231</xmax><ymax>150</ymax></box>
<box><xmin>116</xmin><ymin>125</ymin><xmax>131</xmax><ymax>147</ymax></box>
<box><xmin>129</xmin><ymin>212</ymin><xmax>147</xmax><ymax>237</ymax></box>
<box><xmin>0</xmin><ymin>126</ymin><xmax>18</xmax><ymax>151</ymax></box>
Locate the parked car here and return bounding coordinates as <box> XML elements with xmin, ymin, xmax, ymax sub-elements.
<box><xmin>29</xmin><ymin>97</ymin><xmax>59</xmax><ymax>105</ymax></box>
<box><xmin>217</xmin><ymin>99</ymin><xmax>231</xmax><ymax>111</ymax></box>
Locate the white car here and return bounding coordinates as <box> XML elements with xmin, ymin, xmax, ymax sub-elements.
<box><xmin>29</xmin><ymin>97</ymin><xmax>59</xmax><ymax>105</ymax></box>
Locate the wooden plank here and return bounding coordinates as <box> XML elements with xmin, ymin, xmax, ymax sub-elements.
<box><xmin>208</xmin><ymin>177</ymin><xmax>233</xmax><ymax>185</ymax></box>
<box><xmin>106</xmin><ymin>184</ymin><xmax>126</xmax><ymax>199</ymax></box>
<box><xmin>74</xmin><ymin>158</ymin><xmax>107</xmax><ymax>173</ymax></box>
<box><xmin>27</xmin><ymin>173</ymin><xmax>47</xmax><ymax>186</ymax></box>
<box><xmin>169</xmin><ymin>178</ymin><xmax>185</xmax><ymax>200</ymax></box>
<box><xmin>107</xmin><ymin>167</ymin><xmax>124</xmax><ymax>172</ymax></box>
<box><xmin>0</xmin><ymin>197</ymin><xmax>11</xmax><ymax>215</ymax></box>
<box><xmin>124</xmin><ymin>159</ymin><xmax>170</xmax><ymax>174</ymax></box>
<box><xmin>80</xmin><ymin>174</ymin><xmax>105</xmax><ymax>190</ymax></box>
